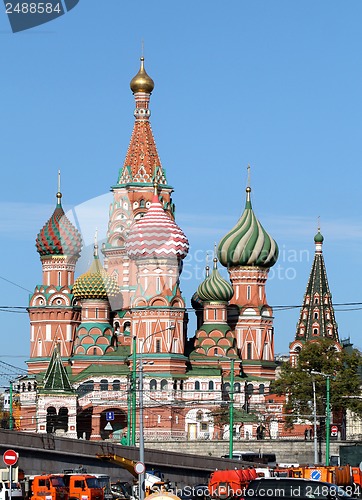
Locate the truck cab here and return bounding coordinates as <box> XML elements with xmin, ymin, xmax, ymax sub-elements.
<box><xmin>28</xmin><ymin>475</ymin><xmax>68</xmax><ymax>500</ymax></box>
<box><xmin>62</xmin><ymin>475</ymin><xmax>104</xmax><ymax>500</ymax></box>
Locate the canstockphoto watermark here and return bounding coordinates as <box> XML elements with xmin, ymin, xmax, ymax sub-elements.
<box><xmin>4</xmin><ymin>0</ymin><xmax>79</xmax><ymax>33</ymax></box>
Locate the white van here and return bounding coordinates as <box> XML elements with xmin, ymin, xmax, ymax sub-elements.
<box><xmin>0</xmin><ymin>480</ymin><xmax>23</xmax><ymax>500</ymax></box>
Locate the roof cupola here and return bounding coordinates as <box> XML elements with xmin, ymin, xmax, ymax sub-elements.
<box><xmin>218</xmin><ymin>181</ymin><xmax>278</xmax><ymax>269</ymax></box>
<box><xmin>125</xmin><ymin>185</ymin><xmax>189</xmax><ymax>261</ymax></box>
<box><xmin>197</xmin><ymin>258</ymin><xmax>234</xmax><ymax>303</ymax></box>
<box><xmin>73</xmin><ymin>236</ymin><xmax>120</xmax><ymax>300</ymax></box>
<box><xmin>130</xmin><ymin>56</ymin><xmax>154</xmax><ymax>94</ymax></box>
<box><xmin>36</xmin><ymin>172</ymin><xmax>82</xmax><ymax>259</ymax></box>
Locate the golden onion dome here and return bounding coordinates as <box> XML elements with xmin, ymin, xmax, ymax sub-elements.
<box><xmin>130</xmin><ymin>57</ymin><xmax>154</xmax><ymax>94</ymax></box>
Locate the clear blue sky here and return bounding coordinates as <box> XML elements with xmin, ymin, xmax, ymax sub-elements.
<box><xmin>1</xmin><ymin>0</ymin><xmax>362</xmax><ymax>378</ymax></box>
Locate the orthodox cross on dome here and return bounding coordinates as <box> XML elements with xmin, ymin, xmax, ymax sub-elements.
<box><xmin>56</xmin><ymin>169</ymin><xmax>62</xmax><ymax>205</ymax></box>
<box><xmin>94</xmin><ymin>228</ymin><xmax>99</xmax><ymax>258</ymax></box>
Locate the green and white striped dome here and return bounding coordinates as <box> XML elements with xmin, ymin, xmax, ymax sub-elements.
<box><xmin>218</xmin><ymin>187</ymin><xmax>278</xmax><ymax>268</ymax></box>
<box><xmin>197</xmin><ymin>258</ymin><xmax>234</xmax><ymax>302</ymax></box>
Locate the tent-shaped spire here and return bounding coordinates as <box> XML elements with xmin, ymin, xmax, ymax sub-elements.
<box><xmin>294</xmin><ymin>230</ymin><xmax>339</xmax><ymax>344</ymax></box>
<box><xmin>41</xmin><ymin>344</ymin><xmax>74</xmax><ymax>393</ymax></box>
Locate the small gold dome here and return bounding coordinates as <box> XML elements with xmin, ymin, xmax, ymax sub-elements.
<box><xmin>130</xmin><ymin>57</ymin><xmax>154</xmax><ymax>94</ymax></box>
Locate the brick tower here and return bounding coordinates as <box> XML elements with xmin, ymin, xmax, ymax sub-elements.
<box><xmin>28</xmin><ymin>175</ymin><xmax>82</xmax><ymax>374</ymax></box>
<box><xmin>289</xmin><ymin>229</ymin><xmax>342</xmax><ymax>365</ymax></box>
<box><xmin>217</xmin><ymin>180</ymin><xmax>279</xmax><ymax>378</ymax></box>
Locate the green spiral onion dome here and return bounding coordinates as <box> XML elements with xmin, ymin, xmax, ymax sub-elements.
<box><xmin>197</xmin><ymin>259</ymin><xmax>234</xmax><ymax>302</ymax></box>
<box><xmin>73</xmin><ymin>246</ymin><xmax>120</xmax><ymax>300</ymax></box>
<box><xmin>36</xmin><ymin>192</ymin><xmax>82</xmax><ymax>258</ymax></box>
<box><xmin>314</xmin><ymin>229</ymin><xmax>324</xmax><ymax>243</ymax></box>
<box><xmin>218</xmin><ymin>187</ymin><xmax>278</xmax><ymax>268</ymax></box>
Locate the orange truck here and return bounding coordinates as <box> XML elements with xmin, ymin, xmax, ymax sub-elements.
<box><xmin>62</xmin><ymin>475</ymin><xmax>104</xmax><ymax>500</ymax></box>
<box><xmin>287</xmin><ymin>465</ymin><xmax>352</xmax><ymax>486</ymax></box>
<box><xmin>28</xmin><ymin>474</ymin><xmax>69</xmax><ymax>500</ymax></box>
<box><xmin>209</xmin><ymin>468</ymin><xmax>257</xmax><ymax>500</ymax></box>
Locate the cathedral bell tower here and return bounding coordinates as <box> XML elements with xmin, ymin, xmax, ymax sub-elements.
<box><xmin>289</xmin><ymin>229</ymin><xmax>341</xmax><ymax>366</ymax></box>
<box><xmin>103</xmin><ymin>57</ymin><xmax>174</xmax><ymax>315</ymax></box>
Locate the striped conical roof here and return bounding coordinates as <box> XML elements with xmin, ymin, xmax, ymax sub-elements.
<box><xmin>126</xmin><ymin>193</ymin><xmax>189</xmax><ymax>260</ymax></box>
<box><xmin>197</xmin><ymin>259</ymin><xmax>234</xmax><ymax>302</ymax></box>
<box><xmin>73</xmin><ymin>245</ymin><xmax>120</xmax><ymax>300</ymax></box>
<box><xmin>36</xmin><ymin>192</ymin><xmax>82</xmax><ymax>258</ymax></box>
<box><xmin>218</xmin><ymin>187</ymin><xmax>278</xmax><ymax>268</ymax></box>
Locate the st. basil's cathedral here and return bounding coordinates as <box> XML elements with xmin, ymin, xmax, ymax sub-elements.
<box><xmin>15</xmin><ymin>58</ymin><xmax>342</xmax><ymax>442</ymax></box>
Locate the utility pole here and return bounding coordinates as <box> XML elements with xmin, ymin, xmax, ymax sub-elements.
<box><xmin>9</xmin><ymin>382</ymin><xmax>13</xmax><ymax>430</ymax></box>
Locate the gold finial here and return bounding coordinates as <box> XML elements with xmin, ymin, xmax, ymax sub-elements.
<box><xmin>94</xmin><ymin>229</ymin><xmax>99</xmax><ymax>258</ymax></box>
<box><xmin>130</xmin><ymin>56</ymin><xmax>154</xmax><ymax>94</ymax></box>
<box><xmin>56</xmin><ymin>170</ymin><xmax>62</xmax><ymax>203</ymax></box>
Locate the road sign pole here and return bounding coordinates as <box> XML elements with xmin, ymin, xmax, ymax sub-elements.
<box><xmin>9</xmin><ymin>465</ymin><xmax>12</xmax><ymax>500</ymax></box>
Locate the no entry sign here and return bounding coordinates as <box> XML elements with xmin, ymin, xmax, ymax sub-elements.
<box><xmin>3</xmin><ymin>449</ymin><xmax>18</xmax><ymax>466</ymax></box>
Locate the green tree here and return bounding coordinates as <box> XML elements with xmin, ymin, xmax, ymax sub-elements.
<box><xmin>271</xmin><ymin>339</ymin><xmax>362</xmax><ymax>429</ymax></box>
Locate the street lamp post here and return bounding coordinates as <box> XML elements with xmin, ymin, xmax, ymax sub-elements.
<box><xmin>311</xmin><ymin>371</ymin><xmax>331</xmax><ymax>465</ymax></box>
<box><xmin>216</xmin><ymin>355</ymin><xmax>236</xmax><ymax>459</ymax></box>
<box><xmin>137</xmin><ymin>324</ymin><xmax>175</xmax><ymax>500</ymax></box>
<box><xmin>229</xmin><ymin>359</ymin><xmax>235</xmax><ymax>459</ymax></box>
<box><xmin>325</xmin><ymin>375</ymin><xmax>331</xmax><ymax>466</ymax></box>
<box><xmin>312</xmin><ymin>378</ymin><xmax>318</xmax><ymax>464</ymax></box>
<box><xmin>131</xmin><ymin>335</ymin><xmax>137</xmax><ymax>446</ymax></box>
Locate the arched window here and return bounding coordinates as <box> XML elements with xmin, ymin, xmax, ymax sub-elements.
<box><xmin>46</xmin><ymin>407</ymin><xmax>57</xmax><ymax>434</ymax></box>
<box><xmin>259</xmin><ymin>384</ymin><xmax>265</xmax><ymax>395</ymax></box>
<box><xmin>247</xmin><ymin>343</ymin><xmax>252</xmax><ymax>360</ymax></box>
<box><xmin>100</xmin><ymin>379</ymin><xmax>108</xmax><ymax>391</ymax></box>
<box><xmin>195</xmin><ymin>381</ymin><xmax>200</xmax><ymax>391</ymax></box>
<box><xmin>234</xmin><ymin>382</ymin><xmax>241</xmax><ymax>393</ymax></box>
<box><xmin>57</xmin><ymin>407</ymin><xmax>69</xmax><ymax>432</ymax></box>
<box><xmin>160</xmin><ymin>379</ymin><xmax>168</xmax><ymax>391</ymax></box>
<box><xmin>77</xmin><ymin>380</ymin><xmax>94</xmax><ymax>396</ymax></box>
<box><xmin>314</xmin><ymin>312</ymin><xmax>318</xmax><ymax>319</ymax></box>
<box><xmin>224</xmin><ymin>382</ymin><xmax>231</xmax><ymax>393</ymax></box>
<box><xmin>246</xmin><ymin>383</ymin><xmax>254</xmax><ymax>396</ymax></box>
<box><xmin>150</xmin><ymin>379</ymin><xmax>157</xmax><ymax>391</ymax></box>
<box><xmin>313</xmin><ymin>328</ymin><xmax>318</xmax><ymax>335</ymax></box>
<box><xmin>196</xmin><ymin>410</ymin><xmax>203</xmax><ymax>421</ymax></box>
<box><xmin>112</xmin><ymin>380</ymin><xmax>120</xmax><ymax>391</ymax></box>
<box><xmin>208</xmin><ymin>381</ymin><xmax>214</xmax><ymax>390</ymax></box>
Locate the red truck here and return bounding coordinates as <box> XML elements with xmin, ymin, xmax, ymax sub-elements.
<box><xmin>209</xmin><ymin>469</ymin><xmax>257</xmax><ymax>500</ymax></box>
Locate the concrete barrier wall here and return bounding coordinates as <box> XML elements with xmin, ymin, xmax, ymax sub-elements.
<box><xmin>143</xmin><ymin>439</ymin><xmax>343</xmax><ymax>465</ymax></box>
